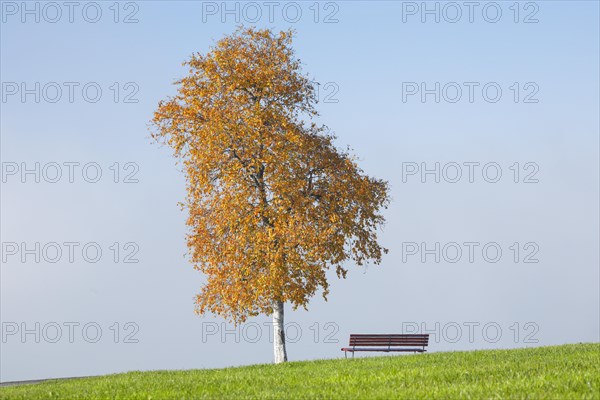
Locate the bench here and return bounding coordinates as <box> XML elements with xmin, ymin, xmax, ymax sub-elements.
<box><xmin>341</xmin><ymin>334</ymin><xmax>429</xmax><ymax>358</ymax></box>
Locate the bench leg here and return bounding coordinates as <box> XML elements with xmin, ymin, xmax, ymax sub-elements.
<box><xmin>344</xmin><ymin>351</ymin><xmax>347</xmax><ymax>359</ymax></box>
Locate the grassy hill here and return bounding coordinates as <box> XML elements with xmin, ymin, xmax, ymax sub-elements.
<box><xmin>1</xmin><ymin>343</ymin><xmax>598</xmax><ymax>399</ymax></box>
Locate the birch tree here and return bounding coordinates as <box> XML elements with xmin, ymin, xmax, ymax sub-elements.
<box><xmin>151</xmin><ymin>27</ymin><xmax>390</xmax><ymax>363</ymax></box>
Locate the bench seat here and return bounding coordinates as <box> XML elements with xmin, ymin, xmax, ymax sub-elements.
<box><xmin>341</xmin><ymin>334</ymin><xmax>429</xmax><ymax>358</ymax></box>
<box><xmin>341</xmin><ymin>347</ymin><xmax>426</xmax><ymax>352</ymax></box>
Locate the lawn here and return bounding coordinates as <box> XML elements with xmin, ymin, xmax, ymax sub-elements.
<box><xmin>1</xmin><ymin>343</ymin><xmax>598</xmax><ymax>399</ymax></box>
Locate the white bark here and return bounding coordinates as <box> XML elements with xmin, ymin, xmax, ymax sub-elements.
<box><xmin>273</xmin><ymin>300</ymin><xmax>288</xmax><ymax>363</ymax></box>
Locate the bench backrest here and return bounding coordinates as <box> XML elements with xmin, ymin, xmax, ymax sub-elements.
<box><xmin>348</xmin><ymin>334</ymin><xmax>429</xmax><ymax>348</ymax></box>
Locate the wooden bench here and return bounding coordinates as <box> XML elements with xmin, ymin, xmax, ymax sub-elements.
<box><xmin>341</xmin><ymin>334</ymin><xmax>429</xmax><ymax>358</ymax></box>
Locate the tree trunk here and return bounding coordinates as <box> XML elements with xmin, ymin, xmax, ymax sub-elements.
<box><xmin>273</xmin><ymin>300</ymin><xmax>288</xmax><ymax>363</ymax></box>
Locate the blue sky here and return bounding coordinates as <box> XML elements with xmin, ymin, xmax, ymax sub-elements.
<box><xmin>1</xmin><ymin>1</ymin><xmax>599</xmax><ymax>382</ymax></box>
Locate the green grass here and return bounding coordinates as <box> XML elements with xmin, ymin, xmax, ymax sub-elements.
<box><xmin>1</xmin><ymin>343</ymin><xmax>598</xmax><ymax>399</ymax></box>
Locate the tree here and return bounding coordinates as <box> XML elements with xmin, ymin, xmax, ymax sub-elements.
<box><xmin>150</xmin><ymin>27</ymin><xmax>390</xmax><ymax>364</ymax></box>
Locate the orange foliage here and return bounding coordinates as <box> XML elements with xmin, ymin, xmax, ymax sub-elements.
<box><xmin>151</xmin><ymin>27</ymin><xmax>390</xmax><ymax>323</ymax></box>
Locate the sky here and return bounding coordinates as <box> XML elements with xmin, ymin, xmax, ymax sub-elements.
<box><xmin>1</xmin><ymin>0</ymin><xmax>599</xmax><ymax>382</ymax></box>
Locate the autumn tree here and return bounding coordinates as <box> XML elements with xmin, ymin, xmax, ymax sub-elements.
<box><xmin>151</xmin><ymin>27</ymin><xmax>390</xmax><ymax>363</ymax></box>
